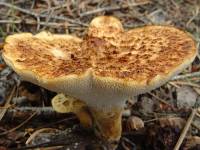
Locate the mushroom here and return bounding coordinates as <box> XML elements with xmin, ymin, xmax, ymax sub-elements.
<box><xmin>52</xmin><ymin>93</ymin><xmax>92</xmax><ymax>128</ymax></box>
<box><xmin>2</xmin><ymin>16</ymin><xmax>197</xmax><ymax>149</ymax></box>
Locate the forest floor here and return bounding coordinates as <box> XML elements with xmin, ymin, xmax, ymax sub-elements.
<box><xmin>0</xmin><ymin>0</ymin><xmax>200</xmax><ymax>150</ymax></box>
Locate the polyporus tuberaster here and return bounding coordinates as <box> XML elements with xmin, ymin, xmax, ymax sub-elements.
<box><xmin>3</xmin><ymin>16</ymin><xmax>197</xmax><ymax>149</ymax></box>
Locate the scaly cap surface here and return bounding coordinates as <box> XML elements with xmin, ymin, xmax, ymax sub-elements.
<box><xmin>3</xmin><ymin>16</ymin><xmax>197</xmax><ymax>109</ymax></box>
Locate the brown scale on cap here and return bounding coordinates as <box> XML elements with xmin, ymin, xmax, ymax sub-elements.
<box><xmin>4</xmin><ymin>26</ymin><xmax>195</xmax><ymax>84</ymax></box>
<box><xmin>4</xmin><ymin>33</ymin><xmax>93</xmax><ymax>78</ymax></box>
<box><xmin>92</xmin><ymin>26</ymin><xmax>196</xmax><ymax>84</ymax></box>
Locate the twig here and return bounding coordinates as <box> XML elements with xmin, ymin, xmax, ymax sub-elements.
<box><xmin>7</xmin><ymin>106</ymin><xmax>57</xmax><ymax>115</ymax></box>
<box><xmin>40</xmin><ymin>3</ymin><xmax>69</xmax><ymax>14</ymax></box>
<box><xmin>121</xmin><ymin>137</ymin><xmax>136</xmax><ymax>150</ymax></box>
<box><xmin>168</xmin><ymin>82</ymin><xmax>180</xmax><ymax>88</ymax></box>
<box><xmin>198</xmin><ymin>107</ymin><xmax>200</xmax><ymax>115</ymax></box>
<box><xmin>172</xmin><ymin>71</ymin><xmax>200</xmax><ymax>80</ymax></box>
<box><xmin>0</xmin><ymin>111</ymin><xmax>37</xmax><ymax>136</ymax></box>
<box><xmin>170</xmin><ymin>81</ymin><xmax>200</xmax><ymax>88</ymax></box>
<box><xmin>196</xmin><ymin>108</ymin><xmax>200</xmax><ymax>118</ymax></box>
<box><xmin>80</xmin><ymin>1</ymin><xmax>151</xmax><ymax>17</ymax></box>
<box><xmin>148</xmin><ymin>92</ymin><xmax>173</xmax><ymax>107</ymax></box>
<box><xmin>144</xmin><ymin>118</ymin><xmax>161</xmax><ymax>123</ymax></box>
<box><xmin>173</xmin><ymin>109</ymin><xmax>197</xmax><ymax>150</ymax></box>
<box><xmin>0</xmin><ymin>86</ymin><xmax>16</xmax><ymax>121</ymax></box>
<box><xmin>191</xmin><ymin>122</ymin><xmax>200</xmax><ymax>131</ymax></box>
<box><xmin>195</xmin><ymin>112</ymin><xmax>200</xmax><ymax>118</ymax></box>
<box><xmin>143</xmin><ymin>115</ymin><xmax>180</xmax><ymax>123</ymax></box>
<box><xmin>11</xmin><ymin>139</ymin><xmax>72</xmax><ymax>150</ymax></box>
<box><xmin>0</xmin><ymin>20</ymin><xmax>70</xmax><ymax>28</ymax></box>
<box><xmin>186</xmin><ymin>6</ymin><xmax>199</xmax><ymax>27</ymax></box>
<box><xmin>0</xmin><ymin>2</ymin><xmax>88</xmax><ymax>27</ymax></box>
<box><xmin>5</xmin><ymin>106</ymin><xmax>131</xmax><ymax>117</ymax></box>
<box><xmin>26</xmin><ymin>128</ymin><xmax>59</xmax><ymax>145</ymax></box>
<box><xmin>170</xmin><ymin>0</ymin><xmax>180</xmax><ymax>9</ymax></box>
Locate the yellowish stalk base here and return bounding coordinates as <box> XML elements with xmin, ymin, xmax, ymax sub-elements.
<box><xmin>89</xmin><ymin>107</ymin><xmax>123</xmax><ymax>147</ymax></box>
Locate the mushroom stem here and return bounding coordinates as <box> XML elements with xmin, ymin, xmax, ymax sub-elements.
<box><xmin>75</xmin><ymin>107</ymin><xmax>92</xmax><ymax>128</ymax></box>
<box><xmin>89</xmin><ymin>107</ymin><xmax>123</xmax><ymax>148</ymax></box>
<box><xmin>52</xmin><ymin>93</ymin><xmax>123</xmax><ymax>149</ymax></box>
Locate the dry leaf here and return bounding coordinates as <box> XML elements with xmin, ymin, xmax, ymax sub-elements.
<box><xmin>159</xmin><ymin>116</ymin><xmax>186</xmax><ymax>129</ymax></box>
<box><xmin>177</xmin><ymin>86</ymin><xmax>197</xmax><ymax>108</ymax></box>
<box><xmin>140</xmin><ymin>97</ymin><xmax>154</xmax><ymax>114</ymax></box>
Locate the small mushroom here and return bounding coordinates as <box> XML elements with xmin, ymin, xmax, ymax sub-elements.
<box><xmin>2</xmin><ymin>16</ymin><xmax>197</xmax><ymax>149</ymax></box>
<box><xmin>52</xmin><ymin>93</ymin><xmax>92</xmax><ymax>128</ymax></box>
<box><xmin>158</xmin><ymin>116</ymin><xmax>186</xmax><ymax>129</ymax></box>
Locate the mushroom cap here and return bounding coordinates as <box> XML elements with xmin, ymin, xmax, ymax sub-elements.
<box><xmin>51</xmin><ymin>93</ymin><xmax>85</xmax><ymax>113</ymax></box>
<box><xmin>3</xmin><ymin>16</ymin><xmax>197</xmax><ymax>107</ymax></box>
<box><xmin>88</xmin><ymin>16</ymin><xmax>123</xmax><ymax>38</ymax></box>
